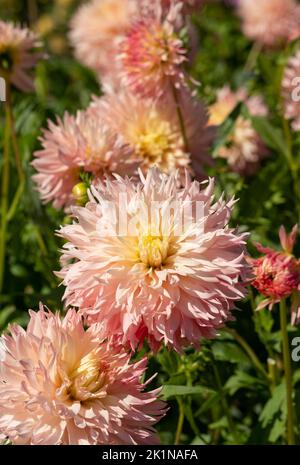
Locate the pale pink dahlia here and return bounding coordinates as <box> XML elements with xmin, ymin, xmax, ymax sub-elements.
<box><xmin>208</xmin><ymin>86</ymin><xmax>269</xmax><ymax>175</ymax></box>
<box><xmin>250</xmin><ymin>226</ymin><xmax>300</xmax><ymax>324</ymax></box>
<box><xmin>69</xmin><ymin>0</ymin><xmax>138</xmax><ymax>79</ymax></box>
<box><xmin>0</xmin><ymin>21</ymin><xmax>42</xmax><ymax>92</ymax></box>
<box><xmin>119</xmin><ymin>1</ymin><xmax>188</xmax><ymax>97</ymax></box>
<box><xmin>282</xmin><ymin>51</ymin><xmax>300</xmax><ymax>131</ymax></box>
<box><xmin>32</xmin><ymin>110</ymin><xmax>136</xmax><ymax>211</ymax></box>
<box><xmin>237</xmin><ymin>0</ymin><xmax>300</xmax><ymax>47</ymax></box>
<box><xmin>0</xmin><ymin>306</ymin><xmax>165</xmax><ymax>445</ymax></box>
<box><xmin>57</xmin><ymin>169</ymin><xmax>249</xmax><ymax>351</ymax></box>
<box><xmin>89</xmin><ymin>90</ymin><xmax>212</xmax><ymax>178</ymax></box>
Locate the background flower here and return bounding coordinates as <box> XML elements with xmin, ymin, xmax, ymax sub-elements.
<box><xmin>237</xmin><ymin>0</ymin><xmax>300</xmax><ymax>47</ymax></box>
<box><xmin>32</xmin><ymin>110</ymin><xmax>137</xmax><ymax>211</ymax></box>
<box><xmin>282</xmin><ymin>51</ymin><xmax>300</xmax><ymax>132</ymax></box>
<box><xmin>250</xmin><ymin>226</ymin><xmax>300</xmax><ymax>324</ymax></box>
<box><xmin>90</xmin><ymin>89</ymin><xmax>212</xmax><ymax>178</ymax></box>
<box><xmin>0</xmin><ymin>20</ymin><xmax>42</xmax><ymax>92</ymax></box>
<box><xmin>119</xmin><ymin>1</ymin><xmax>187</xmax><ymax>97</ymax></box>
<box><xmin>69</xmin><ymin>0</ymin><xmax>138</xmax><ymax>80</ymax></box>
<box><xmin>208</xmin><ymin>86</ymin><xmax>269</xmax><ymax>175</ymax></box>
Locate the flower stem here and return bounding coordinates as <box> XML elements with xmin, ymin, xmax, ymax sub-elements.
<box><xmin>212</xmin><ymin>361</ymin><xmax>238</xmax><ymax>443</ymax></box>
<box><xmin>174</xmin><ymin>398</ymin><xmax>185</xmax><ymax>445</ymax></box>
<box><xmin>243</xmin><ymin>42</ymin><xmax>262</xmax><ymax>73</ymax></box>
<box><xmin>223</xmin><ymin>327</ymin><xmax>269</xmax><ymax>381</ymax></box>
<box><xmin>0</xmin><ymin>88</ymin><xmax>11</xmax><ymax>293</ymax></box>
<box><xmin>9</xmin><ymin>107</ymin><xmax>24</xmax><ymax>183</ymax></box>
<box><xmin>279</xmin><ymin>298</ymin><xmax>295</xmax><ymax>445</ymax></box>
<box><xmin>170</xmin><ymin>81</ymin><xmax>189</xmax><ymax>153</ymax></box>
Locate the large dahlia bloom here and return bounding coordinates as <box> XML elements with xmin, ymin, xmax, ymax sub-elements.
<box><xmin>90</xmin><ymin>90</ymin><xmax>212</xmax><ymax>178</ymax></box>
<box><xmin>237</xmin><ymin>0</ymin><xmax>300</xmax><ymax>47</ymax></box>
<box><xmin>208</xmin><ymin>86</ymin><xmax>268</xmax><ymax>176</ymax></box>
<box><xmin>0</xmin><ymin>306</ymin><xmax>165</xmax><ymax>445</ymax></box>
<box><xmin>69</xmin><ymin>0</ymin><xmax>138</xmax><ymax>80</ymax></box>
<box><xmin>250</xmin><ymin>226</ymin><xmax>300</xmax><ymax>324</ymax></box>
<box><xmin>32</xmin><ymin>110</ymin><xmax>136</xmax><ymax>211</ymax></box>
<box><xmin>282</xmin><ymin>51</ymin><xmax>300</xmax><ymax>131</ymax></box>
<box><xmin>57</xmin><ymin>169</ymin><xmax>249</xmax><ymax>351</ymax></box>
<box><xmin>0</xmin><ymin>21</ymin><xmax>42</xmax><ymax>92</ymax></box>
<box><xmin>119</xmin><ymin>1</ymin><xmax>187</xmax><ymax>97</ymax></box>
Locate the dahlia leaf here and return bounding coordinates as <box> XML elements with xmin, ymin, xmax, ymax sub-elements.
<box><xmin>161</xmin><ymin>384</ymin><xmax>215</xmax><ymax>400</ymax></box>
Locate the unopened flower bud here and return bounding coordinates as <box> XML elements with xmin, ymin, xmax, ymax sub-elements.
<box><xmin>72</xmin><ymin>182</ymin><xmax>88</xmax><ymax>206</ymax></box>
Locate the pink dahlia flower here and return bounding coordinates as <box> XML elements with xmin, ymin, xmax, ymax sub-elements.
<box><xmin>69</xmin><ymin>0</ymin><xmax>138</xmax><ymax>80</ymax></box>
<box><xmin>250</xmin><ymin>225</ymin><xmax>300</xmax><ymax>324</ymax></box>
<box><xmin>0</xmin><ymin>21</ymin><xmax>42</xmax><ymax>92</ymax></box>
<box><xmin>282</xmin><ymin>51</ymin><xmax>300</xmax><ymax>131</ymax></box>
<box><xmin>119</xmin><ymin>1</ymin><xmax>188</xmax><ymax>97</ymax></box>
<box><xmin>237</xmin><ymin>0</ymin><xmax>300</xmax><ymax>47</ymax></box>
<box><xmin>89</xmin><ymin>89</ymin><xmax>212</xmax><ymax>179</ymax></box>
<box><xmin>208</xmin><ymin>86</ymin><xmax>269</xmax><ymax>176</ymax></box>
<box><xmin>57</xmin><ymin>169</ymin><xmax>249</xmax><ymax>351</ymax></box>
<box><xmin>0</xmin><ymin>306</ymin><xmax>165</xmax><ymax>445</ymax></box>
<box><xmin>32</xmin><ymin>110</ymin><xmax>136</xmax><ymax>211</ymax></box>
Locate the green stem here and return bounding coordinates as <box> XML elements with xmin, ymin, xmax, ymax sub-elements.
<box><xmin>9</xmin><ymin>107</ymin><xmax>24</xmax><ymax>183</ymax></box>
<box><xmin>7</xmin><ymin>180</ymin><xmax>25</xmax><ymax>223</ymax></box>
<box><xmin>212</xmin><ymin>361</ymin><xmax>238</xmax><ymax>443</ymax></box>
<box><xmin>0</xmin><ymin>88</ymin><xmax>11</xmax><ymax>293</ymax></box>
<box><xmin>224</xmin><ymin>327</ymin><xmax>269</xmax><ymax>381</ymax></box>
<box><xmin>174</xmin><ymin>399</ymin><xmax>185</xmax><ymax>445</ymax></box>
<box><xmin>279</xmin><ymin>298</ymin><xmax>295</xmax><ymax>445</ymax></box>
<box><xmin>170</xmin><ymin>81</ymin><xmax>189</xmax><ymax>153</ymax></box>
<box><xmin>243</xmin><ymin>42</ymin><xmax>262</xmax><ymax>73</ymax></box>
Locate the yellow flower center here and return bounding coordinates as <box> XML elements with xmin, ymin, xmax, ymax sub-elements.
<box><xmin>68</xmin><ymin>351</ymin><xmax>104</xmax><ymax>401</ymax></box>
<box><xmin>128</xmin><ymin>116</ymin><xmax>182</xmax><ymax>170</ymax></box>
<box><xmin>138</xmin><ymin>235</ymin><xmax>169</xmax><ymax>268</ymax></box>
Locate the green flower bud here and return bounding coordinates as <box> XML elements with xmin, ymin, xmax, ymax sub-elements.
<box><xmin>72</xmin><ymin>182</ymin><xmax>88</xmax><ymax>206</ymax></box>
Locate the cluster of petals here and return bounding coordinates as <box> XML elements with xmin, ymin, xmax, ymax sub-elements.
<box><xmin>208</xmin><ymin>86</ymin><xmax>269</xmax><ymax>175</ymax></box>
<box><xmin>69</xmin><ymin>0</ymin><xmax>197</xmax><ymax>89</ymax></box>
<box><xmin>0</xmin><ymin>306</ymin><xmax>165</xmax><ymax>445</ymax></box>
<box><xmin>282</xmin><ymin>51</ymin><xmax>300</xmax><ymax>132</ymax></box>
<box><xmin>119</xmin><ymin>0</ymin><xmax>188</xmax><ymax>98</ymax></box>
<box><xmin>236</xmin><ymin>0</ymin><xmax>300</xmax><ymax>47</ymax></box>
<box><xmin>56</xmin><ymin>169</ymin><xmax>249</xmax><ymax>352</ymax></box>
<box><xmin>0</xmin><ymin>20</ymin><xmax>42</xmax><ymax>92</ymax></box>
<box><xmin>89</xmin><ymin>89</ymin><xmax>212</xmax><ymax>179</ymax></box>
<box><xmin>32</xmin><ymin>110</ymin><xmax>137</xmax><ymax>211</ymax></box>
<box><xmin>69</xmin><ymin>0</ymin><xmax>138</xmax><ymax>80</ymax></box>
<box><xmin>250</xmin><ymin>225</ymin><xmax>300</xmax><ymax>324</ymax></box>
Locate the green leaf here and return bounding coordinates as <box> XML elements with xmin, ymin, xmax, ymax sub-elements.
<box><xmin>0</xmin><ymin>306</ymin><xmax>16</xmax><ymax>330</ymax></box>
<box><xmin>161</xmin><ymin>384</ymin><xmax>215</xmax><ymax>400</ymax></box>
<box><xmin>195</xmin><ymin>392</ymin><xmax>220</xmax><ymax>417</ymax></box>
<box><xmin>225</xmin><ymin>371</ymin><xmax>262</xmax><ymax>395</ymax></box>
<box><xmin>212</xmin><ymin>341</ymin><xmax>251</xmax><ymax>365</ymax></box>
<box><xmin>259</xmin><ymin>383</ymin><xmax>285</xmax><ymax>428</ymax></box>
<box><xmin>269</xmin><ymin>418</ymin><xmax>285</xmax><ymax>443</ymax></box>
<box><xmin>212</xmin><ymin>102</ymin><xmax>243</xmax><ymax>156</ymax></box>
<box><xmin>251</xmin><ymin>117</ymin><xmax>289</xmax><ymax>159</ymax></box>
